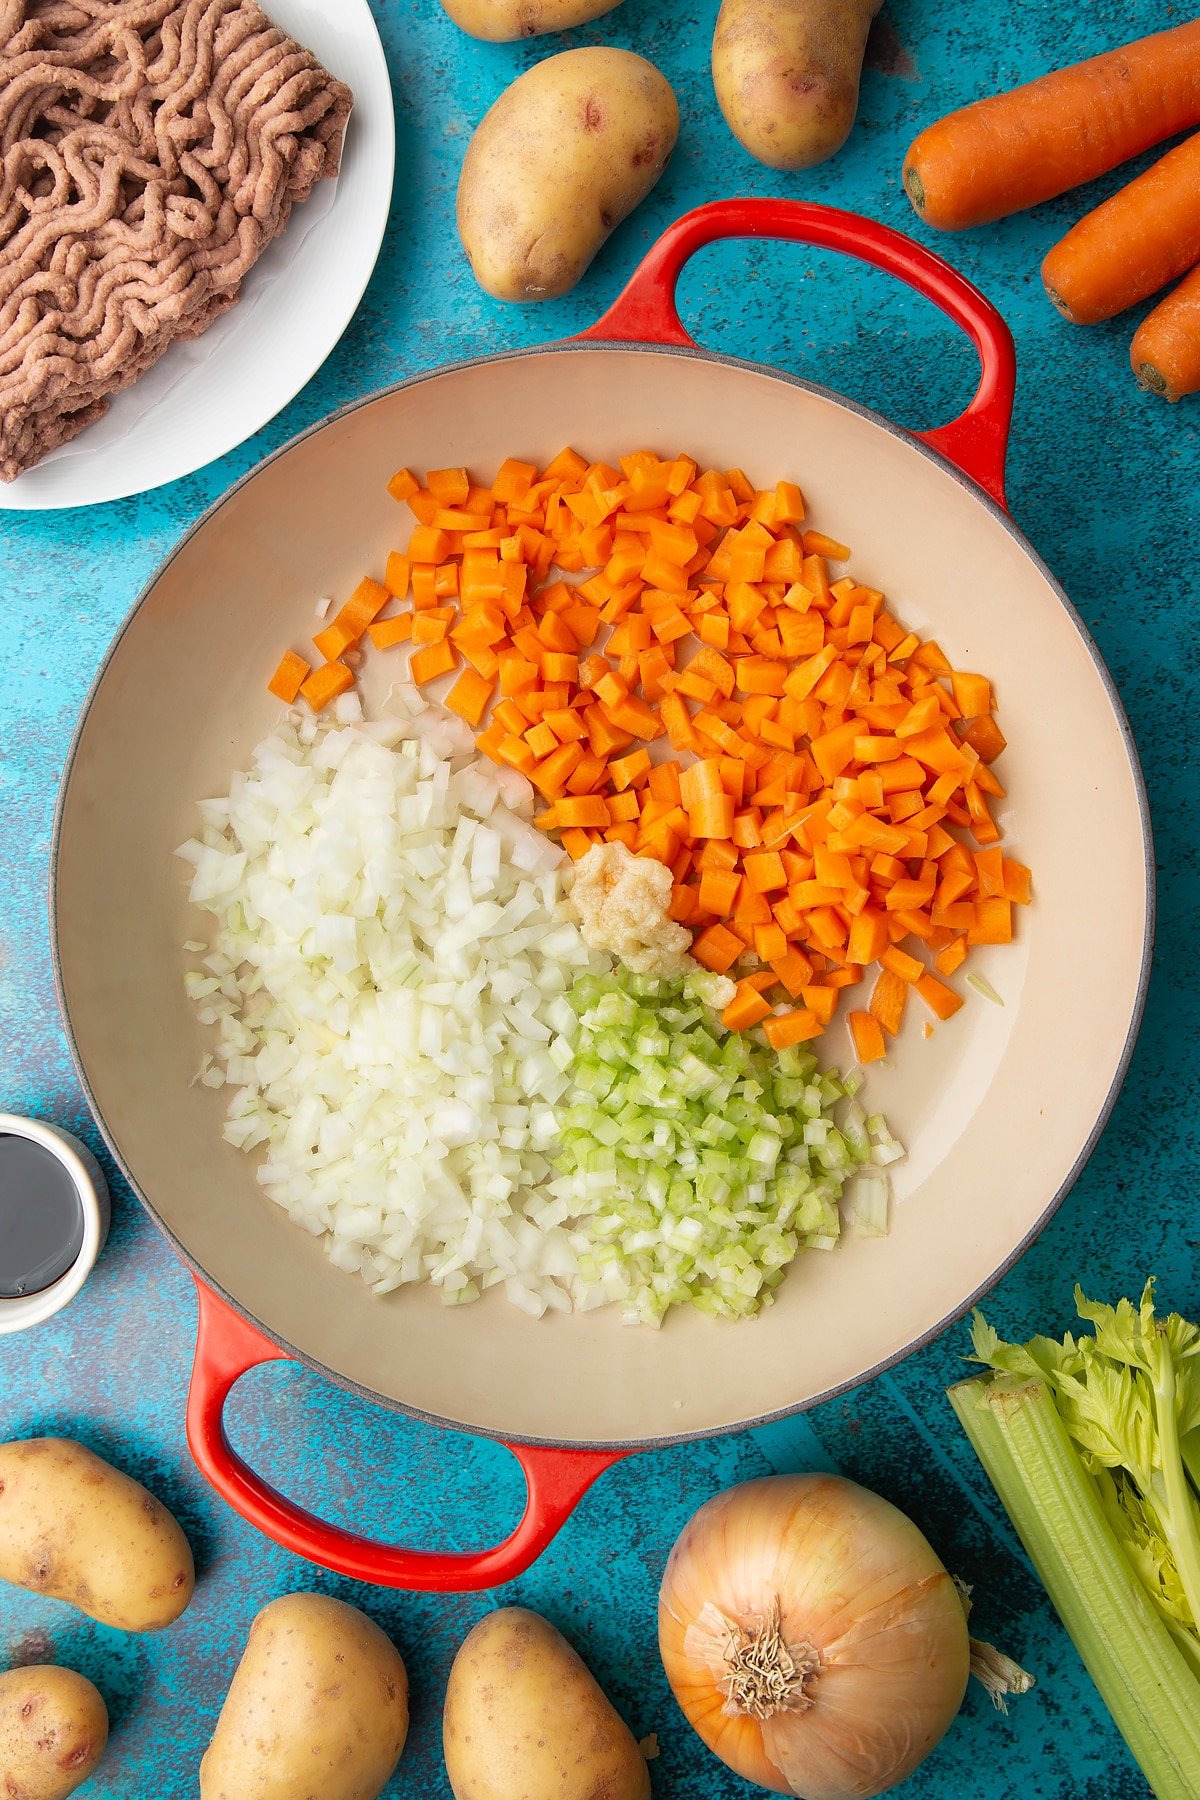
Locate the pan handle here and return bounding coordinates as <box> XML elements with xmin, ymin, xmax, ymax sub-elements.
<box><xmin>185</xmin><ymin>1280</ymin><xmax>628</xmax><ymax>1591</ymax></box>
<box><xmin>576</xmin><ymin>198</ymin><xmax>1016</xmax><ymax>510</ymax></box>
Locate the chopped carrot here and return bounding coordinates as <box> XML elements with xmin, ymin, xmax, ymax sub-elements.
<box><xmin>410</xmin><ymin>640</ymin><xmax>459</xmax><ymax>685</ymax></box>
<box><xmin>951</xmin><ymin>671</ymin><xmax>992</xmax><ymax>718</ymax></box>
<box><xmin>849</xmin><ymin>1010</ymin><xmax>887</xmax><ymax>1063</ymax></box>
<box><xmin>610</xmin><ymin>749</ymin><xmax>652</xmax><ymax>790</ymax></box>
<box><xmin>313</xmin><ymin>577</ymin><xmax>391</xmax><ymax>660</ymax></box>
<box><xmin>743</xmin><ymin>850</ymin><xmax>787</xmax><ymax>893</ymax></box>
<box><xmin>648</xmin><ymin>762</ymin><xmax>682</xmax><ymax>803</ymax></box>
<box><xmin>268</xmin><ymin>448</ymin><xmax>1025</xmax><ymax>1037</ymax></box>
<box><xmin>769</xmin><ymin>949</ymin><xmax>815</xmax><ymax>996</ymax></box>
<box><xmin>699</xmin><ymin>868</ymin><xmax>742</xmax><ymax>914</ymax></box>
<box><xmin>969</xmin><ymin>897</ymin><xmax>1013</xmax><ymax>945</ymax></box>
<box><xmin>753</xmin><ymin>922</ymin><xmax>788</xmax><ymax>962</ymax></box>
<box><xmin>412</xmin><ymin>613</ymin><xmax>450</xmax><ymax>647</ymax></box>
<box><xmin>734</xmin><ymin>886</ymin><xmax>772</xmax><ymax>926</ymax></box>
<box><xmin>300</xmin><ymin>661</ymin><xmax>354</xmax><ymax>713</ymax></box>
<box><xmin>560</xmin><ymin>827</ymin><xmax>594</xmax><ymax>860</ymax></box>
<box><xmin>692</xmin><ymin>923</ymin><xmax>745</xmax><ymax>974</ymax></box>
<box><xmin>526</xmin><ymin>753</ymin><xmax>576</xmax><ymax>802</ymax></box>
<box><xmin>959</xmin><ymin>716</ymin><xmax>1007</xmax><ymax>763</ymax></box>
<box><xmin>935</xmin><ymin>937</ymin><xmax>968</xmax><ymax>977</ymax></box>
<box><xmin>369</xmin><ymin>615</ymin><xmax>414</xmax><ymax>650</ymax></box>
<box><xmin>1003</xmin><ymin>859</ymin><xmax>1033</xmax><ymax>905</ymax></box>
<box><xmin>722</xmin><ymin>984</ymin><xmax>773</xmax><ymax>1031</ymax></box>
<box><xmin>557</xmin><ymin>796</ymin><xmax>611</xmax><ymax>828</ymax></box>
<box><xmin>525</xmin><ymin>723</ymin><xmax>558</xmax><ymax>760</ymax></box>
<box><xmin>800</xmin><ymin>985</ymin><xmax>837</xmax><ymax>1024</ymax></box>
<box><xmin>385</xmin><ymin>552</ymin><xmax>411</xmax><ymax>597</ymax></box>
<box><xmin>693</xmin><ymin>838</ymin><xmax>738</xmax><ymax>873</ymax></box>
<box><xmin>916</xmin><ymin>972</ymin><xmax>964</xmax><ymax>1020</ymax></box>
<box><xmin>846</xmin><ymin>906</ymin><xmax>888</xmax><ymax>967</ymax></box>
<box><xmin>774</xmin><ymin>480</ymin><xmax>806</xmax><ymax>523</ymax></box>
<box><xmin>881</xmin><ymin>945</ymin><xmax>925</xmax><ymax>983</ymax></box>
<box><xmin>492</xmin><ymin>457</ymin><xmax>537</xmax><ymax>502</ymax></box>
<box><xmin>565</xmin><ymin>749</ymin><xmax>606</xmax><ymax>794</ymax></box>
<box><xmin>445</xmin><ymin>668</ymin><xmax>496</xmax><ymax>726</ymax></box>
<box><xmin>585</xmin><ymin>706</ymin><xmax>635</xmax><ymax>758</ymax></box>
<box><xmin>408</xmin><ymin>525</ymin><xmax>452</xmax><ymax>564</ymax></box>
<box><xmin>736</xmin><ymin>658</ymin><xmax>788</xmax><ymax>696</ymax></box>
<box><xmin>658</xmin><ymin>692</ymin><xmax>703</xmax><ymax>753</ymax></box>
<box><xmin>387</xmin><ymin>466</ymin><xmax>419</xmax><ymax>502</ymax></box>
<box><xmin>268</xmin><ymin>649</ymin><xmax>309</xmax><ymax>703</ymax></box>
<box><xmin>868</xmin><ymin>968</ymin><xmax>908</xmax><ymax>1036</ymax></box>
<box><xmin>427</xmin><ymin>466</ymin><xmax>470</xmax><ymax>505</ymax></box>
<box><xmin>688</xmin><ymin>792</ymin><xmax>735</xmax><ymax>839</ymax></box>
<box><xmin>496</xmin><ymin>734</ymin><xmax>536</xmax><ymax>773</ymax></box>
<box><xmin>802</xmin><ymin>530</ymin><xmax>850</xmax><ymax>560</ymax></box>
<box><xmin>542</xmin><ymin>652</ymin><xmax>579</xmax><ymax>683</ymax></box>
<box><xmin>764</xmin><ymin>1009</ymin><xmax>824</xmax><ymax>1049</ymax></box>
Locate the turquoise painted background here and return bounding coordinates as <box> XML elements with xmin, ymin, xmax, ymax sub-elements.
<box><xmin>1</xmin><ymin>0</ymin><xmax>1197</xmax><ymax>1794</ymax></box>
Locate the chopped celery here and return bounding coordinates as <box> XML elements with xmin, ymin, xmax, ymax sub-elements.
<box><xmin>951</xmin><ymin>1284</ymin><xmax>1200</xmax><ymax>1799</ymax></box>
<box><xmin>967</xmin><ymin>971</ymin><xmax>1005</xmax><ymax>1005</ymax></box>
<box><xmin>555</xmin><ymin>967</ymin><xmax>899</xmax><ymax>1326</ymax></box>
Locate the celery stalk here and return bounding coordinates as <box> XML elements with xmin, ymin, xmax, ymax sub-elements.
<box><xmin>1151</xmin><ymin>1345</ymin><xmax>1200</xmax><ymax>1634</ymax></box>
<box><xmin>949</xmin><ymin>1374</ymin><xmax>1200</xmax><ymax>1800</ymax></box>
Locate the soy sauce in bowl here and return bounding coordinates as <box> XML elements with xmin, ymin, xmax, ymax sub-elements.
<box><xmin>0</xmin><ymin>1133</ymin><xmax>86</xmax><ymax>1297</ymax></box>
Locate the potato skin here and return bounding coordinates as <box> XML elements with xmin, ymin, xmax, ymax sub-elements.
<box><xmin>200</xmin><ymin>1593</ymin><xmax>409</xmax><ymax>1800</ymax></box>
<box><xmin>712</xmin><ymin>0</ymin><xmax>883</xmax><ymax>170</ymax></box>
<box><xmin>443</xmin><ymin>1606</ymin><xmax>649</xmax><ymax>1800</ymax></box>
<box><xmin>440</xmin><ymin>0</ymin><xmax>623</xmax><ymax>41</ymax></box>
<box><xmin>0</xmin><ymin>1665</ymin><xmax>109</xmax><ymax>1800</ymax></box>
<box><xmin>0</xmin><ymin>1439</ymin><xmax>194</xmax><ymax>1632</ymax></box>
<box><xmin>457</xmin><ymin>48</ymin><xmax>678</xmax><ymax>302</ymax></box>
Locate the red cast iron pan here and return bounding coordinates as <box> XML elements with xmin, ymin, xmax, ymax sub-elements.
<box><xmin>52</xmin><ymin>199</ymin><xmax>1152</xmax><ymax>1590</ymax></box>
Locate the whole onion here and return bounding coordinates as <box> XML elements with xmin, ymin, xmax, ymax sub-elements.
<box><xmin>658</xmin><ymin>1473</ymin><xmax>972</xmax><ymax>1799</ymax></box>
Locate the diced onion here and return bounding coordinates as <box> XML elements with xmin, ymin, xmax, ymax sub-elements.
<box><xmin>179</xmin><ymin>713</ymin><xmax>608</xmax><ymax>1316</ymax></box>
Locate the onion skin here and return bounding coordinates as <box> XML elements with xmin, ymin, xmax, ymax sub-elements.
<box><xmin>658</xmin><ymin>1474</ymin><xmax>970</xmax><ymax>1800</ymax></box>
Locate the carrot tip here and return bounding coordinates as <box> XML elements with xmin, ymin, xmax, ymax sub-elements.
<box><xmin>1044</xmin><ymin>283</ymin><xmax>1074</xmax><ymax>321</ymax></box>
<box><xmin>1134</xmin><ymin>361</ymin><xmax>1171</xmax><ymax>397</ymax></box>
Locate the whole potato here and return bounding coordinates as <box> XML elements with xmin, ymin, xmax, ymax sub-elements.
<box><xmin>712</xmin><ymin>0</ymin><xmax>883</xmax><ymax>170</ymax></box>
<box><xmin>200</xmin><ymin>1593</ymin><xmax>409</xmax><ymax>1800</ymax></box>
<box><xmin>0</xmin><ymin>1438</ymin><xmax>194</xmax><ymax>1632</ymax></box>
<box><xmin>443</xmin><ymin>1607</ymin><xmax>649</xmax><ymax>1800</ymax></box>
<box><xmin>440</xmin><ymin>0</ymin><xmax>623</xmax><ymax>40</ymax></box>
<box><xmin>457</xmin><ymin>48</ymin><xmax>678</xmax><ymax>302</ymax></box>
<box><xmin>0</xmin><ymin>1665</ymin><xmax>109</xmax><ymax>1800</ymax></box>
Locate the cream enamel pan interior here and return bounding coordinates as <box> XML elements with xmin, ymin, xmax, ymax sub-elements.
<box><xmin>54</xmin><ymin>344</ymin><xmax>1151</xmax><ymax>1447</ymax></box>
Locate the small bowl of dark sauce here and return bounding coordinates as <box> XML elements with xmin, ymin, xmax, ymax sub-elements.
<box><xmin>0</xmin><ymin>1114</ymin><xmax>110</xmax><ymax>1334</ymax></box>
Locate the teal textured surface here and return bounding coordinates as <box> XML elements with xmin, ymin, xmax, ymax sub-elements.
<box><xmin>1</xmin><ymin>0</ymin><xmax>1197</xmax><ymax>1794</ymax></box>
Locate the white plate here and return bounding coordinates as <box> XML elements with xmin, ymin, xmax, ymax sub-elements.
<box><xmin>1</xmin><ymin>0</ymin><xmax>394</xmax><ymax>512</ymax></box>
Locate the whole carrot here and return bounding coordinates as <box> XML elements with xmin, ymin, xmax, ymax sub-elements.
<box><xmin>903</xmin><ymin>20</ymin><xmax>1200</xmax><ymax>231</ymax></box>
<box><xmin>1131</xmin><ymin>266</ymin><xmax>1200</xmax><ymax>401</ymax></box>
<box><xmin>1043</xmin><ymin>132</ymin><xmax>1200</xmax><ymax>324</ymax></box>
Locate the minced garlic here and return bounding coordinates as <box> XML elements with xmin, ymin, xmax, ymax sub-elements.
<box><xmin>569</xmin><ymin>841</ymin><xmax>694</xmax><ymax>978</ymax></box>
